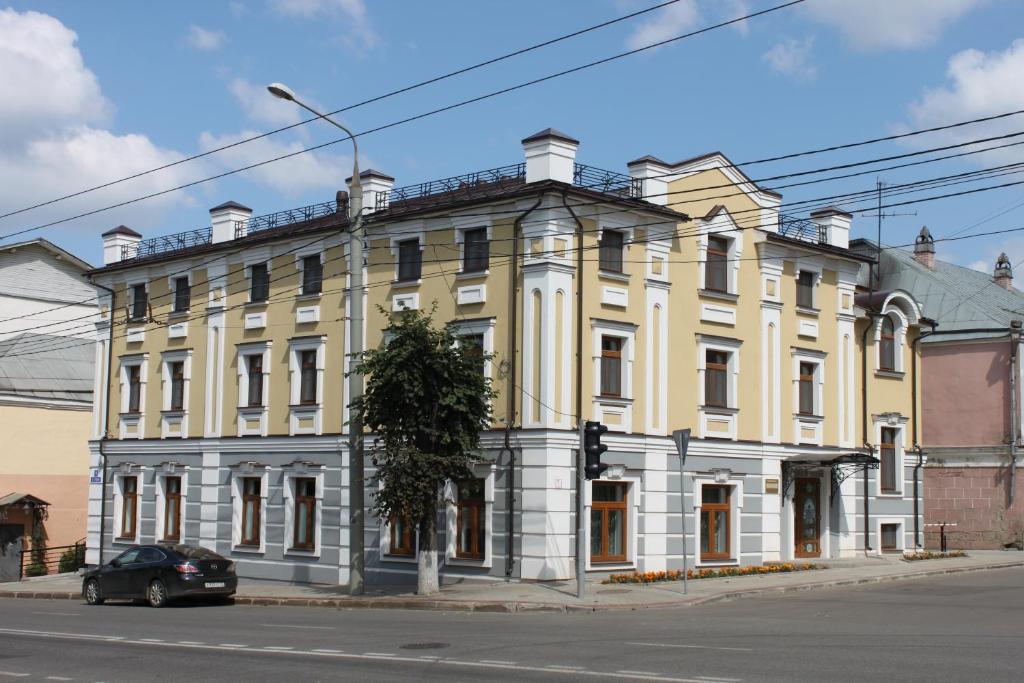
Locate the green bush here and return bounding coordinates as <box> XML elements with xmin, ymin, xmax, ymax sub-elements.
<box><xmin>24</xmin><ymin>562</ymin><xmax>48</xmax><ymax>577</ymax></box>
<box><xmin>58</xmin><ymin>546</ymin><xmax>85</xmax><ymax>574</ymax></box>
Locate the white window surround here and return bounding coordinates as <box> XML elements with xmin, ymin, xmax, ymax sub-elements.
<box><xmin>245</xmin><ymin>259</ymin><xmax>272</xmax><ymax>304</ymax></box>
<box><xmin>237</xmin><ymin>342</ymin><xmax>272</xmax><ymax>437</ymax></box>
<box><xmin>282</xmin><ymin>464</ymin><xmax>326</xmax><ymax>557</ymax></box>
<box><xmin>444</xmin><ymin>463</ymin><xmax>496</xmax><ymax>568</ymax></box>
<box><xmin>167</xmin><ymin>271</ymin><xmax>193</xmax><ymax>310</ymax></box>
<box><xmin>583</xmin><ymin>472</ymin><xmax>641</xmax><ymax>572</ymax></box>
<box><xmin>293</xmin><ymin>248</ymin><xmax>325</xmax><ymax>296</ymax></box>
<box><xmin>875</xmin><ymin>517</ymin><xmax>906</xmax><ymax>555</ymax></box>
<box><xmin>230</xmin><ymin>466</ymin><xmax>269</xmax><ymax>554</ymax></box>
<box><xmin>452</xmin><ymin>318</ymin><xmax>497</xmax><ymax>380</ymax></box>
<box><xmin>155</xmin><ymin>465</ymin><xmax>189</xmax><ymax>543</ymax></box>
<box><xmin>874</xmin><ymin>309</ymin><xmax>909</xmax><ymax>373</ymax></box>
<box><xmin>378</xmin><ymin>476</ymin><xmax>421</xmax><ymax>564</ymax></box>
<box><xmin>595</xmin><ymin>215</ymin><xmax>635</xmax><ymax>276</ymax></box>
<box><xmin>697</xmin><ymin>335</ymin><xmax>742</xmax><ymax>440</ymax></box>
<box><xmin>118</xmin><ymin>354</ymin><xmax>148</xmax><ymax>415</ymax></box>
<box><xmin>388</xmin><ymin>223</ymin><xmax>425</xmax><ymax>284</ymax></box>
<box><xmin>874</xmin><ymin>416</ymin><xmax>908</xmax><ymax>496</ymax></box>
<box><xmin>452</xmin><ymin>217</ymin><xmax>493</xmax><ymax>275</ymax></box>
<box><xmin>692</xmin><ymin>476</ymin><xmax>744</xmax><ymax>567</ymax></box>
<box><xmin>288</xmin><ymin>336</ymin><xmax>326</xmax><ymax>436</ymax></box>
<box><xmin>159</xmin><ymin>350</ymin><xmax>193</xmax><ymax>439</ymax></box>
<box><xmin>112</xmin><ymin>471</ymin><xmax>142</xmax><ymax>546</ymax></box>
<box><xmin>696</xmin><ymin>212</ymin><xmax>744</xmax><ymax>294</ymax></box>
<box><xmin>591</xmin><ymin>320</ymin><xmax>637</xmax><ymax>433</ymax></box>
<box><xmin>125</xmin><ymin>276</ymin><xmax>148</xmax><ymax>320</ymax></box>
<box><xmin>795</xmin><ymin>266</ymin><xmax>822</xmax><ymax>309</ymax></box>
<box><xmin>791</xmin><ymin>348</ymin><xmax>826</xmax><ymax>418</ymax></box>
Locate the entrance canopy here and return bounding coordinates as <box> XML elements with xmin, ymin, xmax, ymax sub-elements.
<box><xmin>781</xmin><ymin>454</ymin><xmax>879</xmax><ymax>499</ymax></box>
<box><xmin>0</xmin><ymin>493</ymin><xmax>51</xmax><ymax>521</ymax></box>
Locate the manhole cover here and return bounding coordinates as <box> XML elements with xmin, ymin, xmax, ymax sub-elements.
<box><xmin>399</xmin><ymin>642</ymin><xmax>450</xmax><ymax>650</ymax></box>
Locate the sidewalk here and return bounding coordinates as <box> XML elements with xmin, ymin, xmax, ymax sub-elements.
<box><xmin>2</xmin><ymin>551</ymin><xmax>1021</xmax><ymax>613</ymax></box>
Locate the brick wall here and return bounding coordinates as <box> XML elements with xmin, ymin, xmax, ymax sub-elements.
<box><xmin>924</xmin><ymin>466</ymin><xmax>1024</xmax><ymax>549</ymax></box>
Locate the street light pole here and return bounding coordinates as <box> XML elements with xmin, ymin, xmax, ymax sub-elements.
<box><xmin>268</xmin><ymin>83</ymin><xmax>366</xmax><ymax>595</ymax></box>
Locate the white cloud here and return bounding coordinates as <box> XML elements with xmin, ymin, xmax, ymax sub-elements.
<box><xmin>0</xmin><ymin>9</ymin><xmax>195</xmax><ymax>237</ymax></box>
<box><xmin>198</xmin><ymin>129</ymin><xmax>353</xmax><ymax>198</ymax></box>
<box><xmin>229</xmin><ymin>1</ymin><xmax>249</xmax><ymax>17</ymax></box>
<box><xmin>185</xmin><ymin>24</ymin><xmax>226</xmax><ymax>51</ymax></box>
<box><xmin>904</xmin><ymin>39</ymin><xmax>1024</xmax><ymax>167</ymax></box>
<box><xmin>624</xmin><ymin>0</ymin><xmax>699</xmax><ymax>51</ymax></box>
<box><xmin>229</xmin><ymin>78</ymin><xmax>305</xmax><ymax>127</ymax></box>
<box><xmin>762</xmin><ymin>37</ymin><xmax>816</xmax><ymax>82</ymax></box>
<box><xmin>269</xmin><ymin>0</ymin><xmax>378</xmax><ymax>53</ymax></box>
<box><xmin>803</xmin><ymin>0</ymin><xmax>986</xmax><ymax>51</ymax></box>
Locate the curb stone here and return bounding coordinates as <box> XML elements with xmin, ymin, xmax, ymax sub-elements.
<box><xmin>2</xmin><ymin>560</ymin><xmax>1021</xmax><ymax>613</ymax></box>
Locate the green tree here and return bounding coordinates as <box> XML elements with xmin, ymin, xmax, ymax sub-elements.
<box><xmin>351</xmin><ymin>307</ymin><xmax>494</xmax><ymax>594</ymax></box>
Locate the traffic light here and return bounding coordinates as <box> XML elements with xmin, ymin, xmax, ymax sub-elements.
<box><xmin>583</xmin><ymin>420</ymin><xmax>609</xmax><ymax>480</ymax></box>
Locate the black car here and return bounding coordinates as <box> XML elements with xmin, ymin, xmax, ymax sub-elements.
<box><xmin>82</xmin><ymin>544</ymin><xmax>237</xmax><ymax>607</ymax></box>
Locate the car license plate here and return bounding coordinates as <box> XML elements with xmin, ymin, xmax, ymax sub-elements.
<box><xmin>205</xmin><ymin>582</ymin><xmax>226</xmax><ymax>588</ymax></box>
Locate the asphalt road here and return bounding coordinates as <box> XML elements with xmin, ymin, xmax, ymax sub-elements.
<box><xmin>1</xmin><ymin>567</ymin><xmax>1022</xmax><ymax>682</ymax></box>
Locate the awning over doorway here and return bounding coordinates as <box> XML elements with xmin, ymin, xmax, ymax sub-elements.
<box><xmin>0</xmin><ymin>493</ymin><xmax>51</xmax><ymax>521</ymax></box>
<box><xmin>781</xmin><ymin>454</ymin><xmax>879</xmax><ymax>499</ymax></box>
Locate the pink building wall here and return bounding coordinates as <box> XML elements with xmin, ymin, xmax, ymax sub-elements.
<box><xmin>922</xmin><ymin>341</ymin><xmax>1010</xmax><ymax>447</ymax></box>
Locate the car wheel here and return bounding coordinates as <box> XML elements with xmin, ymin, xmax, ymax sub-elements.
<box><xmin>147</xmin><ymin>579</ymin><xmax>169</xmax><ymax>608</ymax></box>
<box><xmin>84</xmin><ymin>579</ymin><xmax>104</xmax><ymax>605</ymax></box>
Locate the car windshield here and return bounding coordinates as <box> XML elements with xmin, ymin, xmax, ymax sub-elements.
<box><xmin>168</xmin><ymin>545</ymin><xmax>223</xmax><ymax>560</ymax></box>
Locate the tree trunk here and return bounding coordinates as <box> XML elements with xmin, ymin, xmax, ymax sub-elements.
<box><xmin>417</xmin><ymin>506</ymin><xmax>439</xmax><ymax>595</ymax></box>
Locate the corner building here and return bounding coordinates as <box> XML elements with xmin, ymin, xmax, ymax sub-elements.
<box><xmin>86</xmin><ymin>129</ymin><xmax>924</xmax><ymax>584</ymax></box>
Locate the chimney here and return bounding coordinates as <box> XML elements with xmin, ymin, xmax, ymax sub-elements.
<box><xmin>627</xmin><ymin>155</ymin><xmax>670</xmax><ymax>206</ymax></box>
<box><xmin>522</xmin><ymin>128</ymin><xmax>579</xmax><ymax>184</ymax></box>
<box><xmin>348</xmin><ymin>170</ymin><xmax>395</xmax><ymax>214</ymax></box>
<box><xmin>913</xmin><ymin>225</ymin><xmax>936</xmax><ymax>269</ymax></box>
<box><xmin>210</xmin><ymin>201</ymin><xmax>252</xmax><ymax>243</ymax></box>
<box><xmin>995</xmin><ymin>252</ymin><xmax>1013</xmax><ymax>289</ymax></box>
<box><xmin>101</xmin><ymin>225</ymin><xmax>142</xmax><ymax>265</ymax></box>
<box><xmin>809</xmin><ymin>207</ymin><xmax>852</xmax><ymax>250</ymax></box>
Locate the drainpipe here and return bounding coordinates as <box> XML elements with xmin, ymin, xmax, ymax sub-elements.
<box><xmin>911</xmin><ymin>320</ymin><xmax>937</xmax><ymax>550</ymax></box>
<box><xmin>90</xmin><ymin>279</ymin><xmax>116</xmax><ymax>567</ymax></box>
<box><xmin>1009</xmin><ymin>321</ymin><xmax>1021</xmax><ymax>508</ymax></box>
<box><xmin>503</xmin><ymin>193</ymin><xmax>544</xmax><ymax>580</ymax></box>
<box><xmin>860</xmin><ymin>314</ymin><xmax>879</xmax><ymax>554</ymax></box>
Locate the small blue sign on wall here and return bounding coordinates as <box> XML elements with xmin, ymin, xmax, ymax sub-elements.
<box><xmin>89</xmin><ymin>469</ymin><xmax>101</xmax><ymax>484</ymax></box>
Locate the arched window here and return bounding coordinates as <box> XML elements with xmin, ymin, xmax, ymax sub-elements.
<box><xmin>879</xmin><ymin>316</ymin><xmax>896</xmax><ymax>371</ymax></box>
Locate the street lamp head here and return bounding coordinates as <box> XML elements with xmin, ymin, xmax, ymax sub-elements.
<box><xmin>267</xmin><ymin>82</ymin><xmax>296</xmax><ymax>102</ymax></box>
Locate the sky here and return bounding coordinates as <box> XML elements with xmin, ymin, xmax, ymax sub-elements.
<box><xmin>1</xmin><ymin>0</ymin><xmax>1023</xmax><ymax>275</ymax></box>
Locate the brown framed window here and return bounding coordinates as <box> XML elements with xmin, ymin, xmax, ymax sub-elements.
<box><xmin>455</xmin><ymin>479</ymin><xmax>486</xmax><ymax>560</ymax></box>
<box><xmin>250</xmin><ymin>263</ymin><xmax>270</xmax><ymax>302</ymax></box>
<box><xmin>397</xmin><ymin>239</ymin><xmax>422</xmax><ymax>281</ymax></box>
<box><xmin>119</xmin><ymin>477</ymin><xmax>138</xmax><ymax>539</ymax></box>
<box><xmin>879</xmin><ymin>317</ymin><xmax>896</xmax><ymax>371</ymax></box>
<box><xmin>590</xmin><ymin>482</ymin><xmax>627</xmax><ymax>563</ymax></box>
<box><xmin>240</xmin><ymin>477</ymin><xmax>261</xmax><ymax>546</ymax></box>
<box><xmin>881</xmin><ymin>523</ymin><xmax>899</xmax><ymax>552</ymax></box>
<box><xmin>705</xmin><ymin>349</ymin><xmax>730</xmax><ymax>408</ymax></box>
<box><xmin>163</xmin><ymin>476</ymin><xmax>182</xmax><ymax>541</ymax></box>
<box><xmin>126</xmin><ymin>364</ymin><xmax>141</xmax><ymax>413</ymax></box>
<box><xmin>880</xmin><ymin>427</ymin><xmax>897</xmax><ymax>492</ymax></box>
<box><xmin>463</xmin><ymin>228</ymin><xmax>489</xmax><ymax>273</ymax></box>
<box><xmin>292</xmin><ymin>478</ymin><xmax>316</xmax><ymax>550</ymax></box>
<box><xmin>600</xmin><ymin>336</ymin><xmax>623</xmax><ymax>397</ymax></box>
<box><xmin>460</xmin><ymin>334</ymin><xmax>486</xmax><ymax>375</ymax></box>
<box><xmin>130</xmin><ymin>283</ymin><xmax>148</xmax><ymax>320</ymax></box>
<box><xmin>700</xmin><ymin>485</ymin><xmax>731</xmax><ymax>561</ymax></box>
<box><xmin>796</xmin><ymin>271</ymin><xmax>815</xmax><ymax>309</ymax></box>
<box><xmin>798</xmin><ymin>362</ymin><xmax>816</xmax><ymax>415</ymax></box>
<box><xmin>299</xmin><ymin>350</ymin><xmax>317</xmax><ymax>405</ymax></box>
<box><xmin>705</xmin><ymin>236</ymin><xmax>729</xmax><ymax>292</ymax></box>
<box><xmin>169</xmin><ymin>361</ymin><xmax>185</xmax><ymax>411</ymax></box>
<box><xmin>599</xmin><ymin>230</ymin><xmax>624</xmax><ymax>273</ymax></box>
<box><xmin>173</xmin><ymin>276</ymin><xmax>191</xmax><ymax>313</ymax></box>
<box><xmin>301</xmin><ymin>255</ymin><xmax>323</xmax><ymax>295</ymax></box>
<box><xmin>246</xmin><ymin>354</ymin><xmax>264</xmax><ymax>407</ymax></box>
<box><xmin>390</xmin><ymin>515</ymin><xmax>415</xmax><ymax>556</ymax></box>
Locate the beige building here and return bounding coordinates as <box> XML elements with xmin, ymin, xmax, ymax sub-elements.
<box><xmin>85</xmin><ymin>129</ymin><xmax>924</xmax><ymax>584</ymax></box>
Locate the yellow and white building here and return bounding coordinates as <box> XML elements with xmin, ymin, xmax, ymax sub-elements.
<box><xmin>85</xmin><ymin>129</ymin><xmax>924</xmax><ymax>584</ymax></box>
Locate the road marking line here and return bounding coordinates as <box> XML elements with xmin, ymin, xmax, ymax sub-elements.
<box><xmin>0</xmin><ymin>673</ymin><xmax>30</xmax><ymax>678</ymax></box>
<box><xmin>418</xmin><ymin>656</ymin><xmax>440</xmax><ymax>660</ymax></box>
<box><xmin>547</xmin><ymin>665</ymin><xmax>585</xmax><ymax>670</ymax></box>
<box><xmin>627</xmin><ymin>642</ymin><xmax>754</xmax><ymax>653</ymax></box>
<box><xmin>218</xmin><ymin>644</ymin><xmax>247</xmax><ymax>648</ymax></box>
<box><xmin>618</xmin><ymin>673</ymin><xmax>661</xmax><ymax>677</ymax></box>
<box><xmin>177</xmin><ymin>641</ymin><xmax>204</xmax><ymax>645</ymax></box>
<box><xmin>312</xmin><ymin>648</ymin><xmax>344</xmax><ymax>654</ymax></box>
<box><xmin>0</xmin><ymin>627</ymin><xmax>710</xmax><ymax>682</ymax></box>
<box><xmin>260</xmin><ymin>623</ymin><xmax>335</xmax><ymax>630</ymax></box>
<box><xmin>479</xmin><ymin>660</ymin><xmax>516</xmax><ymax>665</ymax></box>
<box><xmin>45</xmin><ymin>677</ymin><xmax>73</xmax><ymax>681</ymax></box>
<box><xmin>139</xmin><ymin>639</ymin><xmax>163</xmax><ymax>643</ymax></box>
<box><xmin>32</xmin><ymin>612</ymin><xmax>78</xmax><ymax>617</ymax></box>
<box><xmin>696</xmin><ymin>678</ymin><xmax>743</xmax><ymax>682</ymax></box>
<box><xmin>264</xmin><ymin>646</ymin><xmax>294</xmax><ymax>651</ymax></box>
<box><xmin>364</xmin><ymin>652</ymin><xmax>395</xmax><ymax>657</ymax></box>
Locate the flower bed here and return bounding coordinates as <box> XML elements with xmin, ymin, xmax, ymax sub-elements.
<box><xmin>602</xmin><ymin>562</ymin><xmax>822</xmax><ymax>585</ymax></box>
<box><xmin>902</xmin><ymin>551</ymin><xmax>967</xmax><ymax>561</ymax></box>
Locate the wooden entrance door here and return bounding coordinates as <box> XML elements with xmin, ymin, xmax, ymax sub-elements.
<box><xmin>794</xmin><ymin>478</ymin><xmax>821</xmax><ymax>558</ymax></box>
